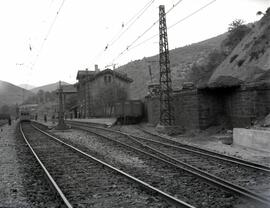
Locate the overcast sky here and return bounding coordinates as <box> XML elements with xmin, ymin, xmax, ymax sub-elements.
<box><xmin>0</xmin><ymin>0</ymin><xmax>269</xmax><ymax>87</ymax></box>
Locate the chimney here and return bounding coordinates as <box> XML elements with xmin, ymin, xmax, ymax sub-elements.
<box><xmin>95</xmin><ymin>64</ymin><xmax>100</xmax><ymax>73</ymax></box>
<box><xmin>85</xmin><ymin>68</ymin><xmax>88</xmax><ymax>71</ymax></box>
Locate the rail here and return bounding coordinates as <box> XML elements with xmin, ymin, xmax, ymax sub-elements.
<box><xmin>19</xmin><ymin>123</ymin><xmax>73</xmax><ymax>208</ymax></box>
<box><xmin>67</xmin><ymin>121</ymin><xmax>270</xmax><ymax>207</ymax></box>
<box><xmin>30</xmin><ymin>123</ymin><xmax>195</xmax><ymax>208</ymax></box>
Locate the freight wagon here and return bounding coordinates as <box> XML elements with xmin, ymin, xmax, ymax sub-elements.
<box><xmin>19</xmin><ymin>104</ymin><xmax>38</xmax><ymax>122</ymax></box>
<box><xmin>115</xmin><ymin>100</ymin><xmax>143</xmax><ymax>124</ymax></box>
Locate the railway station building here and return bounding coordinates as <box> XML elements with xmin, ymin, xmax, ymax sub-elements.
<box><xmin>75</xmin><ymin>65</ymin><xmax>133</xmax><ymax>118</ymax></box>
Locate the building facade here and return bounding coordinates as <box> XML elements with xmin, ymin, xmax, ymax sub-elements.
<box><xmin>76</xmin><ymin>66</ymin><xmax>133</xmax><ymax>118</ymax></box>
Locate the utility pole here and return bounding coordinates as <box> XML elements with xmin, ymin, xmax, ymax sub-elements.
<box><xmin>147</xmin><ymin>59</ymin><xmax>159</xmax><ymax>83</ymax></box>
<box><xmin>55</xmin><ymin>81</ymin><xmax>68</xmax><ymax>130</ymax></box>
<box><xmin>148</xmin><ymin>65</ymin><xmax>153</xmax><ymax>83</ymax></box>
<box><xmin>159</xmin><ymin>5</ymin><xmax>174</xmax><ymax>126</ymax></box>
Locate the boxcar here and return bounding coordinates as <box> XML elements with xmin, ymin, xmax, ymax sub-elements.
<box><xmin>20</xmin><ymin>110</ymin><xmax>31</xmax><ymax>122</ymax></box>
<box><xmin>115</xmin><ymin>100</ymin><xmax>143</xmax><ymax>124</ymax></box>
<box><xmin>19</xmin><ymin>104</ymin><xmax>37</xmax><ymax>122</ymax></box>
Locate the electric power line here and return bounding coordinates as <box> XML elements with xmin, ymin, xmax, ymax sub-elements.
<box><xmin>131</xmin><ymin>0</ymin><xmax>217</xmax><ymax>50</ymax></box>
<box><xmin>168</xmin><ymin>0</ymin><xmax>217</xmax><ymax>29</ymax></box>
<box><xmin>110</xmin><ymin>0</ymin><xmax>217</xmax><ymax>64</ymax></box>
<box><xmin>108</xmin><ymin>0</ymin><xmax>156</xmax><ymax>48</ymax></box>
<box><xmin>90</xmin><ymin>0</ymin><xmax>156</xmax><ymax>65</ymax></box>
<box><xmin>109</xmin><ymin>0</ymin><xmax>184</xmax><ymax>65</ymax></box>
<box><xmin>30</xmin><ymin>0</ymin><xmax>67</xmax><ymax>70</ymax></box>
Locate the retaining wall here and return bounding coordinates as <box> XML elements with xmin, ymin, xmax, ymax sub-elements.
<box><xmin>233</xmin><ymin>128</ymin><xmax>270</xmax><ymax>152</ymax></box>
<box><xmin>145</xmin><ymin>84</ymin><xmax>270</xmax><ymax>130</ymax></box>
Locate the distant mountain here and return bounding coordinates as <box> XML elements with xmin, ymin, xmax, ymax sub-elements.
<box><xmin>19</xmin><ymin>84</ymin><xmax>36</xmax><ymax>90</ymax></box>
<box><xmin>31</xmin><ymin>81</ymin><xmax>70</xmax><ymax>93</ymax></box>
<box><xmin>0</xmin><ymin>80</ymin><xmax>34</xmax><ymax>107</ymax></box>
<box><xmin>116</xmin><ymin>33</ymin><xmax>227</xmax><ymax>99</ymax></box>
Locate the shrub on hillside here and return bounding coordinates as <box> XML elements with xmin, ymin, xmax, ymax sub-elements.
<box><xmin>188</xmin><ymin>50</ymin><xmax>226</xmax><ymax>86</ymax></box>
<box><xmin>221</xmin><ymin>19</ymin><xmax>252</xmax><ymax>55</ymax></box>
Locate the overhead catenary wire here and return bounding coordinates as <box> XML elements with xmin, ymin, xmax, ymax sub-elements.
<box><xmin>90</xmin><ymin>0</ymin><xmax>156</xmax><ymax>65</ymax></box>
<box><xmin>110</xmin><ymin>0</ymin><xmax>217</xmax><ymax>64</ymax></box>
<box><xmin>109</xmin><ymin>0</ymin><xmax>184</xmax><ymax>65</ymax></box>
<box><xmin>131</xmin><ymin>0</ymin><xmax>217</xmax><ymax>51</ymax></box>
<box><xmin>30</xmin><ymin>0</ymin><xmax>67</xmax><ymax>70</ymax></box>
<box><xmin>168</xmin><ymin>0</ymin><xmax>217</xmax><ymax>29</ymax></box>
<box><xmin>108</xmin><ymin>0</ymin><xmax>156</xmax><ymax>48</ymax></box>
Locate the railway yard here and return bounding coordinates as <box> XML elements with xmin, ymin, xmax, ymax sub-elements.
<box><xmin>0</xmin><ymin>119</ymin><xmax>269</xmax><ymax>208</ymax></box>
<box><xmin>1</xmin><ymin>1</ymin><xmax>270</xmax><ymax>208</ymax></box>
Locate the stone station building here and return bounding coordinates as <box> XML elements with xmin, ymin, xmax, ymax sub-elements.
<box><xmin>75</xmin><ymin>65</ymin><xmax>133</xmax><ymax>118</ymax></box>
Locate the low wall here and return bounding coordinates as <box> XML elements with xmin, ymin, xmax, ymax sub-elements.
<box><xmin>233</xmin><ymin>128</ymin><xmax>270</xmax><ymax>152</ymax></box>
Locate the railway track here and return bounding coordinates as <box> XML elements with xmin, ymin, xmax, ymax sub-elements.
<box><xmin>63</xmin><ymin>120</ymin><xmax>270</xmax><ymax>207</ymax></box>
<box><xmin>20</xmin><ymin>122</ymin><xmax>193</xmax><ymax>208</ymax></box>
<box><xmin>67</xmin><ymin>121</ymin><xmax>270</xmax><ymax>193</ymax></box>
<box><xmin>136</xmin><ymin>126</ymin><xmax>270</xmax><ymax>171</ymax></box>
<box><xmin>131</xmin><ymin>127</ymin><xmax>270</xmax><ymax>195</ymax></box>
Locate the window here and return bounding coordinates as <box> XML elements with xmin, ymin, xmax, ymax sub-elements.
<box><xmin>108</xmin><ymin>76</ymin><xmax>111</xmax><ymax>83</ymax></box>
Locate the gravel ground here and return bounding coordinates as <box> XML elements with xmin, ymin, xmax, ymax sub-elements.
<box><xmin>51</xmin><ymin>128</ymin><xmax>262</xmax><ymax>208</ymax></box>
<box><xmin>0</xmin><ymin>121</ymin><xmax>65</xmax><ymax>207</ymax></box>
<box><xmin>23</xmin><ymin>123</ymin><xmax>173</xmax><ymax>208</ymax></box>
<box><xmin>36</xmin><ymin>119</ymin><xmax>270</xmax><ymax>166</ymax></box>
<box><xmin>117</xmin><ymin>124</ymin><xmax>270</xmax><ymax>167</ymax></box>
<box><xmin>0</xmin><ymin>121</ymin><xmax>30</xmax><ymax>207</ymax></box>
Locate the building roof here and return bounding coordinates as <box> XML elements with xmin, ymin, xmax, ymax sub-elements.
<box><xmin>76</xmin><ymin>68</ymin><xmax>133</xmax><ymax>83</ymax></box>
<box><xmin>94</xmin><ymin>68</ymin><xmax>133</xmax><ymax>83</ymax></box>
<box><xmin>76</xmin><ymin>70</ymin><xmax>95</xmax><ymax>80</ymax></box>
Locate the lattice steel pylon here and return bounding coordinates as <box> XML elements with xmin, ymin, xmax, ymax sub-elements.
<box><xmin>159</xmin><ymin>5</ymin><xmax>175</xmax><ymax>126</ymax></box>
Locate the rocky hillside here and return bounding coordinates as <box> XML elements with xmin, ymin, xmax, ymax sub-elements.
<box><xmin>31</xmin><ymin>81</ymin><xmax>70</xmax><ymax>93</ymax></box>
<box><xmin>0</xmin><ymin>80</ymin><xmax>34</xmax><ymax>107</ymax></box>
<box><xmin>208</xmin><ymin>9</ymin><xmax>270</xmax><ymax>87</ymax></box>
<box><xmin>117</xmin><ymin>33</ymin><xmax>227</xmax><ymax>99</ymax></box>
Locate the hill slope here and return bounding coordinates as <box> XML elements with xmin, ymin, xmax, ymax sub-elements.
<box><xmin>19</xmin><ymin>84</ymin><xmax>36</xmax><ymax>90</ymax></box>
<box><xmin>0</xmin><ymin>80</ymin><xmax>34</xmax><ymax>107</ymax></box>
<box><xmin>208</xmin><ymin>10</ymin><xmax>270</xmax><ymax>87</ymax></box>
<box><xmin>31</xmin><ymin>81</ymin><xmax>70</xmax><ymax>93</ymax></box>
<box><xmin>117</xmin><ymin>33</ymin><xmax>227</xmax><ymax>99</ymax></box>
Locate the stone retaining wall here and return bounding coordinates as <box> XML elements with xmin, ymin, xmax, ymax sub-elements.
<box><xmin>145</xmin><ymin>84</ymin><xmax>270</xmax><ymax>130</ymax></box>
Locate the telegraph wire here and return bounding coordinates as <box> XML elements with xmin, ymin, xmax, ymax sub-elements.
<box><xmin>30</xmin><ymin>0</ymin><xmax>67</xmax><ymax>70</ymax></box>
<box><xmin>110</xmin><ymin>0</ymin><xmax>217</xmax><ymax>64</ymax></box>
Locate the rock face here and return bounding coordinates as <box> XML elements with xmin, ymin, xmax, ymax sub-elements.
<box><xmin>208</xmin><ymin>9</ymin><xmax>270</xmax><ymax>87</ymax></box>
